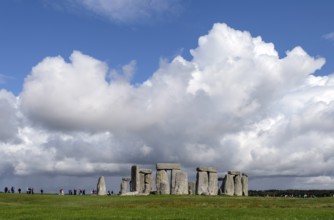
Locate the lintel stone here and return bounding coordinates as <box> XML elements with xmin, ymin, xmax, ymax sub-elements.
<box><xmin>139</xmin><ymin>169</ymin><xmax>152</xmax><ymax>174</ymax></box>
<box><xmin>228</xmin><ymin>171</ymin><xmax>241</xmax><ymax>175</ymax></box>
<box><xmin>196</xmin><ymin>166</ymin><xmax>217</xmax><ymax>173</ymax></box>
<box><xmin>156</xmin><ymin>163</ymin><xmax>181</xmax><ymax>170</ymax></box>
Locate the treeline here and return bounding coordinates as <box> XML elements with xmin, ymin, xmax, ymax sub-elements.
<box><xmin>249</xmin><ymin>189</ymin><xmax>334</xmax><ymax>197</ymax></box>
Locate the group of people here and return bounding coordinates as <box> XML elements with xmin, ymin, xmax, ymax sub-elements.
<box><xmin>3</xmin><ymin>186</ymin><xmax>43</xmax><ymax>194</ymax></box>
<box><xmin>64</xmin><ymin>189</ymin><xmax>86</xmax><ymax>195</ymax></box>
<box><xmin>3</xmin><ymin>186</ymin><xmax>15</xmax><ymax>193</ymax></box>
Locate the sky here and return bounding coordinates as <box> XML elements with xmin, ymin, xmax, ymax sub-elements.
<box><xmin>1</xmin><ymin>0</ymin><xmax>334</xmax><ymax>193</ymax></box>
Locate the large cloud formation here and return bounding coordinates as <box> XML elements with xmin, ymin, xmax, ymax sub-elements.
<box><xmin>2</xmin><ymin>23</ymin><xmax>334</xmax><ymax>190</ymax></box>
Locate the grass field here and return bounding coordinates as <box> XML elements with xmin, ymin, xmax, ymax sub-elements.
<box><xmin>1</xmin><ymin>193</ymin><xmax>334</xmax><ymax>219</ymax></box>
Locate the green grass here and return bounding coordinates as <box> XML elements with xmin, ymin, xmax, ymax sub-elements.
<box><xmin>1</xmin><ymin>193</ymin><xmax>334</xmax><ymax>219</ymax></box>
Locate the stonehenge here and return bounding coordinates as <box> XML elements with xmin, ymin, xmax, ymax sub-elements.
<box><xmin>196</xmin><ymin>167</ymin><xmax>218</xmax><ymax>195</ymax></box>
<box><xmin>128</xmin><ymin>165</ymin><xmax>154</xmax><ymax>195</ymax></box>
<box><xmin>117</xmin><ymin>164</ymin><xmax>249</xmax><ymax>197</ymax></box>
<box><xmin>156</xmin><ymin>163</ymin><xmax>188</xmax><ymax>195</ymax></box>
<box><xmin>221</xmin><ymin>171</ymin><xmax>248</xmax><ymax>196</ymax></box>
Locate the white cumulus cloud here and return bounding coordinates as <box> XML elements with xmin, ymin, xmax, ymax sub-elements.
<box><xmin>2</xmin><ymin>23</ymin><xmax>334</xmax><ymax>190</ymax></box>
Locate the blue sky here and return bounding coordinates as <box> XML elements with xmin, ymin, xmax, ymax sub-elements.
<box><xmin>1</xmin><ymin>0</ymin><xmax>334</xmax><ymax>192</ymax></box>
<box><xmin>1</xmin><ymin>0</ymin><xmax>334</xmax><ymax>94</ymax></box>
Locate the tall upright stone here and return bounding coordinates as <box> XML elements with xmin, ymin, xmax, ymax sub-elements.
<box><xmin>208</xmin><ymin>172</ymin><xmax>218</xmax><ymax>195</ymax></box>
<box><xmin>156</xmin><ymin>170</ymin><xmax>169</xmax><ymax>194</ymax></box>
<box><xmin>97</xmin><ymin>176</ymin><xmax>107</xmax><ymax>195</ymax></box>
<box><xmin>234</xmin><ymin>174</ymin><xmax>242</xmax><ymax>196</ymax></box>
<box><xmin>145</xmin><ymin>173</ymin><xmax>154</xmax><ymax>193</ymax></box>
<box><xmin>196</xmin><ymin>171</ymin><xmax>208</xmax><ymax>195</ymax></box>
<box><xmin>120</xmin><ymin>178</ymin><xmax>130</xmax><ymax>195</ymax></box>
<box><xmin>174</xmin><ymin>170</ymin><xmax>188</xmax><ymax>195</ymax></box>
<box><xmin>223</xmin><ymin>174</ymin><xmax>234</xmax><ymax>196</ymax></box>
<box><xmin>139</xmin><ymin>173</ymin><xmax>145</xmax><ymax>193</ymax></box>
<box><xmin>131</xmin><ymin>165</ymin><xmax>139</xmax><ymax>192</ymax></box>
<box><xmin>171</xmin><ymin>169</ymin><xmax>177</xmax><ymax>194</ymax></box>
<box><xmin>242</xmin><ymin>173</ymin><xmax>249</xmax><ymax>196</ymax></box>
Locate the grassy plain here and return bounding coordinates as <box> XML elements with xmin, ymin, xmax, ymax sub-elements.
<box><xmin>1</xmin><ymin>193</ymin><xmax>334</xmax><ymax>219</ymax></box>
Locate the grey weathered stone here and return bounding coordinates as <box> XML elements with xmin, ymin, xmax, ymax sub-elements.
<box><xmin>228</xmin><ymin>171</ymin><xmax>241</xmax><ymax>175</ymax></box>
<box><xmin>156</xmin><ymin>163</ymin><xmax>181</xmax><ymax>170</ymax></box>
<box><xmin>208</xmin><ymin>172</ymin><xmax>218</xmax><ymax>195</ymax></box>
<box><xmin>242</xmin><ymin>175</ymin><xmax>248</xmax><ymax>196</ymax></box>
<box><xmin>143</xmin><ymin>173</ymin><xmax>153</xmax><ymax>194</ymax></box>
<box><xmin>188</xmin><ymin>182</ymin><xmax>196</xmax><ymax>195</ymax></box>
<box><xmin>156</xmin><ymin>170</ymin><xmax>170</xmax><ymax>194</ymax></box>
<box><xmin>171</xmin><ymin>169</ymin><xmax>177</xmax><ymax>194</ymax></box>
<box><xmin>139</xmin><ymin>169</ymin><xmax>152</xmax><ymax>174</ymax></box>
<box><xmin>196</xmin><ymin>171</ymin><xmax>208</xmax><ymax>195</ymax></box>
<box><xmin>242</xmin><ymin>172</ymin><xmax>248</xmax><ymax>177</ymax></box>
<box><xmin>150</xmin><ymin>173</ymin><xmax>155</xmax><ymax>192</ymax></box>
<box><xmin>196</xmin><ymin>167</ymin><xmax>217</xmax><ymax>173</ymax></box>
<box><xmin>97</xmin><ymin>176</ymin><xmax>107</xmax><ymax>195</ymax></box>
<box><xmin>234</xmin><ymin>174</ymin><xmax>242</xmax><ymax>196</ymax></box>
<box><xmin>131</xmin><ymin>165</ymin><xmax>140</xmax><ymax>192</ymax></box>
<box><xmin>120</xmin><ymin>179</ymin><xmax>128</xmax><ymax>195</ymax></box>
<box><xmin>223</xmin><ymin>174</ymin><xmax>234</xmax><ymax>196</ymax></box>
<box><xmin>156</xmin><ymin>170</ymin><xmax>162</xmax><ymax>193</ymax></box>
<box><xmin>174</xmin><ymin>170</ymin><xmax>188</xmax><ymax>195</ymax></box>
<box><xmin>139</xmin><ymin>173</ymin><xmax>145</xmax><ymax>193</ymax></box>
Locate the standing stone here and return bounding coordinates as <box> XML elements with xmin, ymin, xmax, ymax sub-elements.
<box><xmin>188</xmin><ymin>182</ymin><xmax>196</xmax><ymax>195</ymax></box>
<box><xmin>139</xmin><ymin>173</ymin><xmax>145</xmax><ymax>193</ymax></box>
<box><xmin>151</xmin><ymin>173</ymin><xmax>155</xmax><ymax>192</ymax></box>
<box><xmin>120</xmin><ymin>180</ymin><xmax>128</xmax><ymax>195</ymax></box>
<box><xmin>156</xmin><ymin>170</ymin><xmax>169</xmax><ymax>194</ymax></box>
<box><xmin>143</xmin><ymin>173</ymin><xmax>152</xmax><ymax>194</ymax></box>
<box><xmin>174</xmin><ymin>170</ymin><xmax>188</xmax><ymax>195</ymax></box>
<box><xmin>223</xmin><ymin>174</ymin><xmax>234</xmax><ymax>196</ymax></box>
<box><xmin>171</xmin><ymin>169</ymin><xmax>177</xmax><ymax>194</ymax></box>
<box><xmin>97</xmin><ymin>176</ymin><xmax>107</xmax><ymax>195</ymax></box>
<box><xmin>156</xmin><ymin>170</ymin><xmax>162</xmax><ymax>193</ymax></box>
<box><xmin>196</xmin><ymin>171</ymin><xmax>208</xmax><ymax>195</ymax></box>
<box><xmin>131</xmin><ymin>165</ymin><xmax>139</xmax><ymax>192</ymax></box>
<box><xmin>145</xmin><ymin>173</ymin><xmax>154</xmax><ymax>193</ymax></box>
<box><xmin>242</xmin><ymin>174</ymin><xmax>248</xmax><ymax>196</ymax></box>
<box><xmin>208</xmin><ymin>172</ymin><xmax>218</xmax><ymax>195</ymax></box>
<box><xmin>234</xmin><ymin>174</ymin><xmax>242</xmax><ymax>196</ymax></box>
